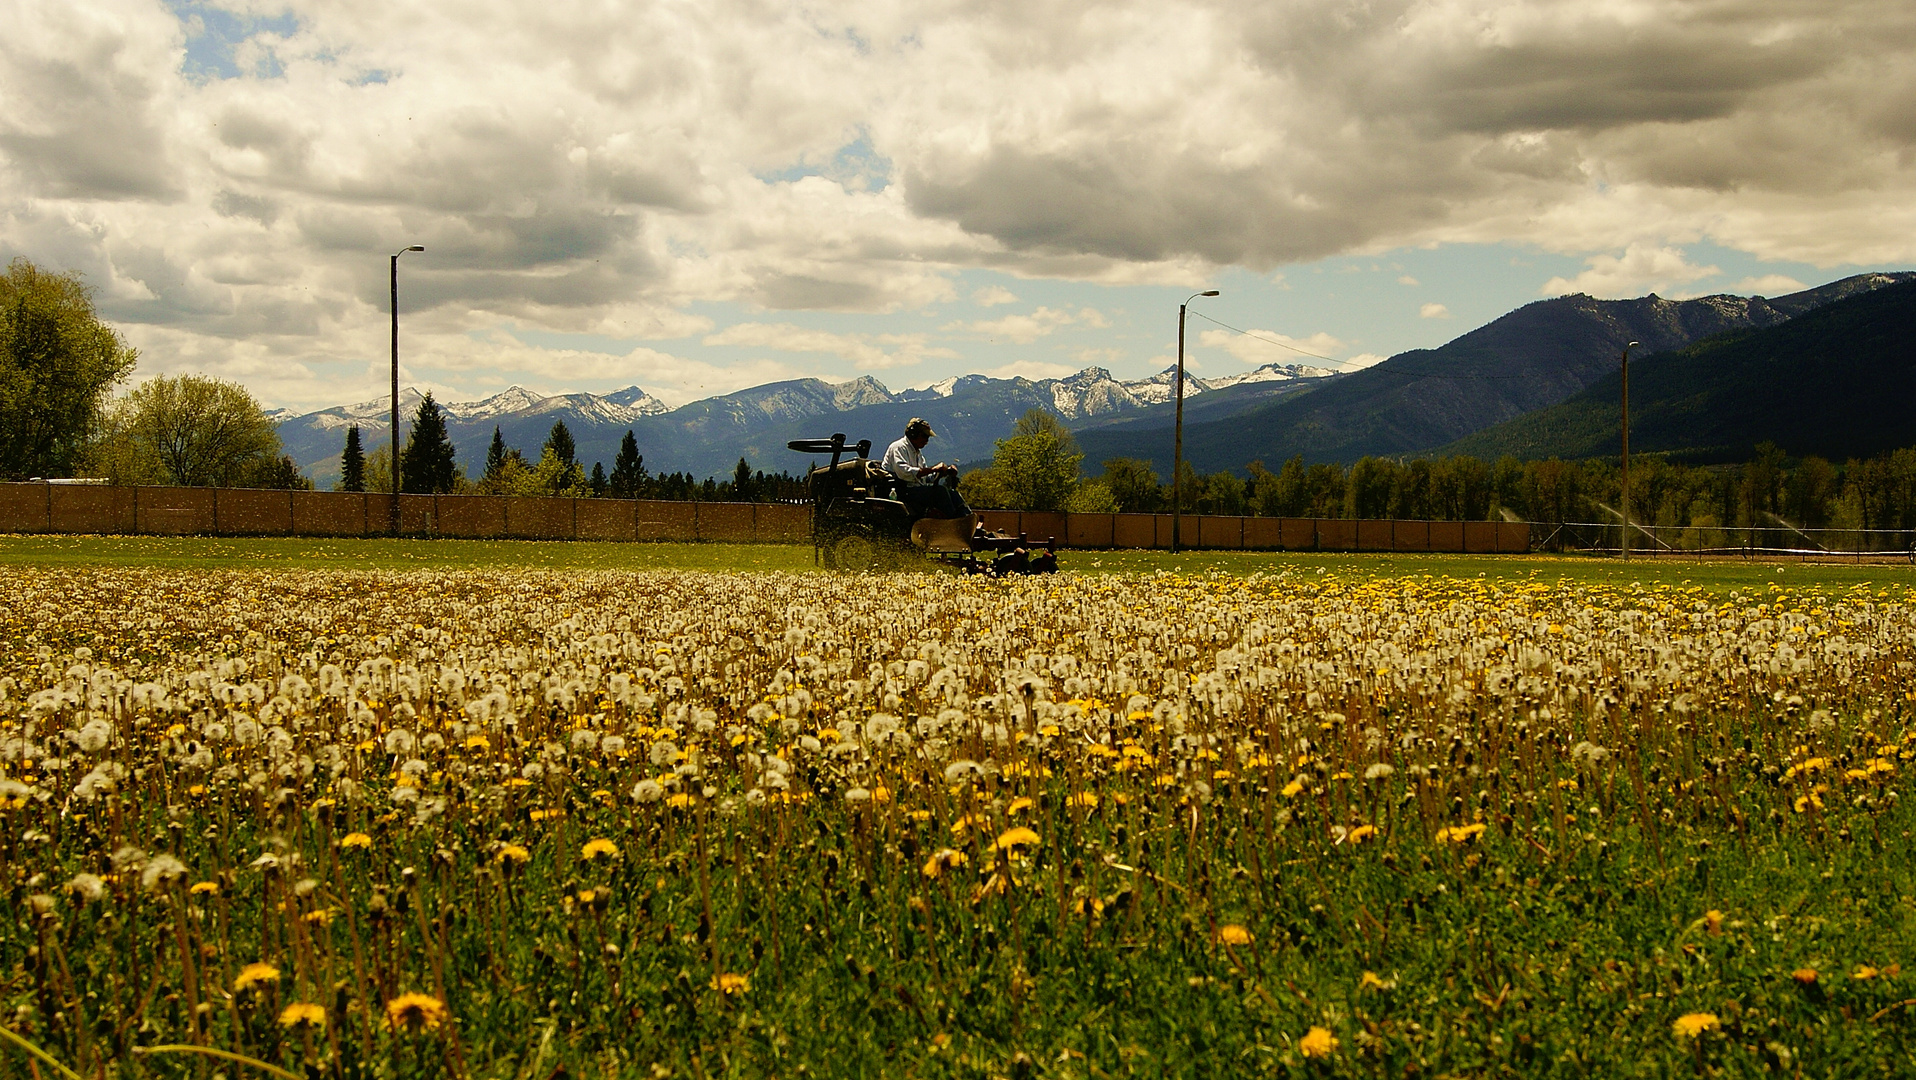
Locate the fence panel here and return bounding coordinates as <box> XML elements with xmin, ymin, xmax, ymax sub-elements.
<box><xmin>697</xmin><ymin>503</ymin><xmax>755</xmax><ymax>543</ymax></box>
<box><xmin>1243</xmin><ymin>517</ymin><xmax>1280</xmax><ymax>549</ymax></box>
<box><xmin>1019</xmin><ymin>511</ymin><xmax>1067</xmax><ymax>544</ymax></box>
<box><xmin>1278</xmin><ymin>518</ymin><xmax>1317</xmax><ymax>550</ymax></box>
<box><xmin>215</xmin><ymin>489</ymin><xmax>293</xmax><ymax>535</ymax></box>
<box><xmin>755</xmin><ymin>503</ymin><xmax>812</xmax><ymax>544</ymax></box>
<box><xmin>636</xmin><ymin>501</ymin><xmax>698</xmax><ymax>541</ymax></box>
<box><xmin>1496</xmin><ymin>522</ymin><xmax>1533</xmax><ymax>553</ymax></box>
<box><xmin>1317</xmin><ymin>519</ymin><xmax>1357</xmax><ymax>550</ymax></box>
<box><xmin>137</xmin><ymin>487</ymin><xmax>216</xmax><ymax>535</ymax></box>
<box><xmin>1356</xmin><ymin>519</ymin><xmax>1392</xmax><ymax>552</ymax></box>
<box><xmin>1198</xmin><ymin>516</ymin><xmax>1245</xmax><ymax>549</ymax></box>
<box><xmin>1428</xmin><ymin>520</ymin><xmax>1465</xmax><ymax>553</ymax></box>
<box><xmin>576</xmin><ymin>500</ymin><xmax>635</xmax><ymax>542</ymax></box>
<box><xmin>1463</xmin><ymin>521</ymin><xmax>1498</xmax><ymax>553</ymax></box>
<box><xmin>1392</xmin><ymin>519</ymin><xmax>1430</xmax><ymax>552</ymax></box>
<box><xmin>506</xmin><ymin>497</ymin><xmax>573</xmax><ymax>539</ymax></box>
<box><xmin>292</xmin><ymin>491</ymin><xmax>366</xmax><ymax>536</ymax></box>
<box><xmin>50</xmin><ymin>486</ymin><xmax>136</xmax><ymax>534</ymax></box>
<box><xmin>1067</xmin><ymin>513</ymin><xmax>1115</xmax><ymax>549</ymax></box>
<box><xmin>1111</xmin><ymin>514</ymin><xmax>1155</xmax><ymax>549</ymax></box>
<box><xmin>435</xmin><ymin>495</ymin><xmax>505</xmax><ymax>539</ymax></box>
<box><xmin>0</xmin><ymin>483</ymin><xmax>50</xmax><ymax>532</ymax></box>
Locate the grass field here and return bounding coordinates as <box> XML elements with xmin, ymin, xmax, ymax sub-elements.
<box><xmin>4</xmin><ymin>533</ymin><xmax>1913</xmax><ymax>594</ymax></box>
<box><xmin>3</xmin><ymin>539</ymin><xmax>1916</xmax><ymax>1077</ymax></box>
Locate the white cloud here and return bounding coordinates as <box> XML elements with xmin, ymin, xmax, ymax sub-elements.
<box><xmin>946</xmin><ymin>305</ymin><xmax>1098</xmax><ymax>344</ymax></box>
<box><xmin>1731</xmin><ymin>273</ymin><xmax>1809</xmax><ymax>296</ymax></box>
<box><xmin>1540</xmin><ymin>243</ymin><xmax>1722</xmax><ymax>298</ymax></box>
<box><xmin>701</xmin><ymin>322</ymin><xmax>956</xmax><ymax>370</ymax></box>
<box><xmin>1419</xmin><ymin>303</ymin><xmax>1451</xmax><ymax>319</ymax></box>
<box><xmin>2</xmin><ymin>0</ymin><xmax>1913</xmax><ymax>412</ymax></box>
<box><xmin>1398</xmin><ymin>275</ymin><xmax>1420</xmax><ymax>286</ymax></box>
<box><xmin>977</xmin><ymin>359</ymin><xmax>1079</xmax><ymax>381</ymax></box>
<box><xmin>1196</xmin><ymin>328</ymin><xmax>1343</xmax><ymax>368</ymax></box>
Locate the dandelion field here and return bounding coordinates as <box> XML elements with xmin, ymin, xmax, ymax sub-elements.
<box><xmin>5</xmin><ymin>558</ymin><xmax>1916</xmax><ymax>1077</ymax></box>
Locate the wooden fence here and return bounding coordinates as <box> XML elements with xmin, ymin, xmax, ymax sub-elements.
<box><xmin>0</xmin><ymin>483</ymin><xmax>1532</xmax><ymax>553</ymax></box>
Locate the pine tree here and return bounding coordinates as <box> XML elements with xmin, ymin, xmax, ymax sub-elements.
<box><xmin>732</xmin><ymin>457</ymin><xmax>754</xmax><ymax>501</ymax></box>
<box><xmin>590</xmin><ymin>462</ymin><xmax>607</xmax><ymax>497</ymax></box>
<box><xmin>341</xmin><ymin>425</ymin><xmax>366</xmax><ymax>492</ymax></box>
<box><xmin>484</xmin><ymin>426</ymin><xmax>507</xmax><ymax>481</ymax></box>
<box><xmin>610</xmin><ymin>430</ymin><xmax>644</xmax><ymax>498</ymax></box>
<box><xmin>400</xmin><ymin>392</ymin><xmax>459</xmax><ymax>494</ymax></box>
<box><xmin>544</xmin><ymin>420</ymin><xmax>576</xmax><ymax>469</ymax></box>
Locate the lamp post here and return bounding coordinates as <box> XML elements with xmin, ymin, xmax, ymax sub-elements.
<box><xmin>1171</xmin><ymin>290</ymin><xmax>1220</xmax><ymax>553</ymax></box>
<box><xmin>390</xmin><ymin>245</ymin><xmax>424</xmax><ymax>533</ymax></box>
<box><xmin>1619</xmin><ymin>340</ymin><xmax>1639</xmax><ymax>560</ymax></box>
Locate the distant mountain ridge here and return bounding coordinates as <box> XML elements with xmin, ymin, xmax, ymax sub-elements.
<box><xmin>277</xmin><ymin>362</ymin><xmax>1332</xmax><ymax>485</ymax></box>
<box><xmin>1443</xmin><ymin>278</ymin><xmax>1916</xmax><ymax>463</ymax></box>
<box><xmin>1076</xmin><ymin>272</ymin><xmax>1916</xmax><ymax>474</ymax></box>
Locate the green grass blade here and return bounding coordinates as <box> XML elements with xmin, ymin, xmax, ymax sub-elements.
<box><xmin>134</xmin><ymin>1044</ymin><xmax>304</xmax><ymax>1080</ymax></box>
<box><xmin>0</xmin><ymin>1024</ymin><xmax>84</xmax><ymax>1080</ymax></box>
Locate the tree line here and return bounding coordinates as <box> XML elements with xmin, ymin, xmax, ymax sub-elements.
<box><xmin>337</xmin><ymin>396</ymin><xmax>805</xmax><ymax>502</ymax></box>
<box><xmin>962</xmin><ymin>410</ymin><xmax>1916</xmax><ymax>538</ymax></box>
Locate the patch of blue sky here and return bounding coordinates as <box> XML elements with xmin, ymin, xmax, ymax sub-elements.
<box><xmin>167</xmin><ymin>1</ymin><xmax>298</xmax><ymax>81</ymax></box>
<box><xmin>756</xmin><ymin>134</ymin><xmax>891</xmax><ymax>193</ymax></box>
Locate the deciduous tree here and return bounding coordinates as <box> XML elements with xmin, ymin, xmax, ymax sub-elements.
<box><xmin>0</xmin><ymin>259</ymin><xmax>139</xmax><ymax>479</ymax></box>
<box><xmin>100</xmin><ymin>374</ymin><xmax>283</xmax><ymax>487</ymax></box>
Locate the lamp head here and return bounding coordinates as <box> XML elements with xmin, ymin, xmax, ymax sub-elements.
<box><xmin>1201</xmin><ymin>290</ymin><xmax>1219</xmax><ymax>296</ymax></box>
<box><xmin>407</xmin><ymin>245</ymin><xmax>425</xmax><ymax>252</ymax></box>
<box><xmin>1626</xmin><ymin>340</ymin><xmax>1639</xmax><ymax>348</ymax></box>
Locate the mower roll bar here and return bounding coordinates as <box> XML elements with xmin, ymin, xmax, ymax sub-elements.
<box><xmin>786</xmin><ymin>434</ymin><xmax>871</xmax><ymax>468</ymax></box>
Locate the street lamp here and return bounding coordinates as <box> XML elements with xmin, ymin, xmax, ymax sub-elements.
<box><xmin>1171</xmin><ymin>289</ymin><xmax>1220</xmax><ymax>553</ymax></box>
<box><xmin>391</xmin><ymin>245</ymin><xmax>424</xmax><ymax>533</ymax></box>
<box><xmin>1619</xmin><ymin>340</ymin><xmax>1639</xmax><ymax>560</ymax></box>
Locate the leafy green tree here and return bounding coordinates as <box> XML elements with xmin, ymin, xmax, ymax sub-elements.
<box><xmin>983</xmin><ymin>409</ymin><xmax>1084</xmax><ymax>511</ymax></box>
<box><xmin>514</xmin><ymin>446</ymin><xmax>587</xmax><ymax>497</ymax></box>
<box><xmin>590</xmin><ymin>462</ymin><xmax>607</xmax><ymax>497</ymax></box>
<box><xmin>544</xmin><ymin>420</ymin><xmax>576</xmax><ymax>469</ymax></box>
<box><xmin>341</xmin><ymin>425</ymin><xmax>366</xmax><ymax>492</ymax></box>
<box><xmin>610</xmin><ymin>430</ymin><xmax>646</xmax><ymax>498</ymax></box>
<box><xmin>1099</xmin><ymin>458</ymin><xmax>1163</xmax><ymax>513</ymax></box>
<box><xmin>1</xmin><ymin>260</ymin><xmax>140</xmax><ymax>479</ymax></box>
<box><xmin>97</xmin><ymin>374</ymin><xmax>283</xmax><ymax>486</ymax></box>
<box><xmin>1064</xmin><ymin>479</ymin><xmax>1119</xmax><ymax>513</ymax></box>
<box><xmin>252</xmin><ymin>454</ymin><xmax>313</xmax><ymax>490</ymax></box>
<box><xmin>400</xmin><ymin>392</ymin><xmax>459</xmax><ymax>494</ymax></box>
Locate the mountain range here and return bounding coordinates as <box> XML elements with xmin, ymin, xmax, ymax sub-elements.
<box><xmin>1074</xmin><ymin>272</ymin><xmax>1916</xmax><ymax>475</ymax></box>
<box><xmin>277</xmin><ymin>361</ymin><xmax>1335</xmax><ymax>486</ymax></box>
<box><xmin>276</xmin><ymin>270</ymin><xmax>1913</xmax><ymax>486</ymax></box>
<box><xmin>1444</xmin><ymin>278</ymin><xmax>1916</xmax><ymax>464</ymax></box>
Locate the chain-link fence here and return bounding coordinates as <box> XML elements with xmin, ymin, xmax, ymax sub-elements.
<box><xmin>1536</xmin><ymin>520</ymin><xmax>1916</xmax><ymax>561</ymax></box>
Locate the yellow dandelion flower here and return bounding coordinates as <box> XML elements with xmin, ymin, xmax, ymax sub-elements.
<box><xmin>1281</xmin><ymin>779</ymin><xmax>1306</xmax><ymax>798</ymax></box>
<box><xmin>1434</xmin><ymin>823</ymin><xmax>1487</xmax><ymax>844</ymax></box>
<box><xmin>711</xmin><ymin>972</ymin><xmax>749</xmax><ymax>995</ymax></box>
<box><xmin>340</xmin><ymin>832</ymin><xmax>373</xmax><ymax>849</ymax></box>
<box><xmin>1298</xmin><ymin>1026</ymin><xmax>1338</xmax><ymax>1058</ymax></box>
<box><xmin>464</xmin><ymin>735</ymin><xmax>491</xmax><ymax>751</ymax></box>
<box><xmin>1359</xmin><ymin>971</ymin><xmax>1393</xmax><ymax>992</ymax></box>
<box><xmin>922</xmin><ymin>848</ymin><xmax>968</xmax><ymax>879</ymax></box>
<box><xmin>995</xmin><ymin>826</ymin><xmax>1041</xmax><ymax>853</ymax></box>
<box><xmin>190</xmin><ymin>881</ymin><xmax>220</xmax><ymax>895</ymax></box>
<box><xmin>581</xmin><ymin>838</ymin><xmax>619</xmax><ymax>861</ymax></box>
<box><xmin>1215</xmin><ymin>924</ymin><xmax>1253</xmax><ymax>946</ymax></box>
<box><xmin>1006</xmin><ymin>797</ymin><xmax>1036</xmax><ymax>817</ymax></box>
<box><xmin>1854</xmin><ymin>965</ymin><xmax>1880</xmax><ymax>980</ymax></box>
<box><xmin>1704</xmin><ymin>910</ymin><xmax>1724</xmax><ymax>936</ymax></box>
<box><xmin>385</xmin><ymin>992</ymin><xmax>449</xmax><ymax>1032</ymax></box>
<box><xmin>1672</xmin><ymin>1013</ymin><xmax>1719</xmax><ymax>1038</ymax></box>
<box><xmin>1346</xmin><ymin>825</ymin><xmax>1377</xmax><ymax>845</ymax></box>
<box><xmin>665</xmin><ymin>792</ymin><xmax>696</xmax><ymax>809</ymax></box>
<box><xmin>496</xmin><ymin>844</ymin><xmax>531</xmax><ymax>865</ymax></box>
<box><xmin>278</xmin><ymin>1002</ymin><xmax>326</xmax><ymax>1029</ymax></box>
<box><xmin>234</xmin><ymin>962</ymin><xmax>281</xmax><ymax>993</ymax></box>
<box><xmin>1068</xmin><ymin>792</ymin><xmax>1099</xmax><ymax>810</ymax></box>
<box><xmin>1792</xmin><ymin>968</ymin><xmax>1818</xmax><ymax>986</ymax></box>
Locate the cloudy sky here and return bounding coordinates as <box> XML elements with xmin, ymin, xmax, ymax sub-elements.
<box><xmin>5</xmin><ymin>0</ymin><xmax>1913</xmax><ymax>412</ymax></box>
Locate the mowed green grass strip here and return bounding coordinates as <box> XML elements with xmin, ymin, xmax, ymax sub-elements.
<box><xmin>3</xmin><ymin>532</ymin><xmax>1913</xmax><ymax>593</ymax></box>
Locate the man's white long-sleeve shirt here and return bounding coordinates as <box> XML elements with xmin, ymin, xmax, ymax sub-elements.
<box><xmin>881</xmin><ymin>437</ymin><xmax>930</xmax><ymax>483</ymax></box>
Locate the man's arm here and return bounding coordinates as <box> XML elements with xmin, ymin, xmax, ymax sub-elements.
<box><xmin>881</xmin><ymin>440</ymin><xmax>925</xmax><ymax>481</ymax></box>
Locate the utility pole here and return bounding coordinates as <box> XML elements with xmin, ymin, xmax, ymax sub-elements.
<box><xmin>1171</xmin><ymin>289</ymin><xmax>1219</xmax><ymax>553</ymax></box>
<box><xmin>1619</xmin><ymin>340</ymin><xmax>1638</xmax><ymax>560</ymax></box>
<box><xmin>391</xmin><ymin>245</ymin><xmax>424</xmax><ymax>534</ymax></box>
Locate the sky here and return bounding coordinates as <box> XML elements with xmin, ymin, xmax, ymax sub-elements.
<box><xmin>3</xmin><ymin>0</ymin><xmax>1914</xmax><ymax>413</ymax></box>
